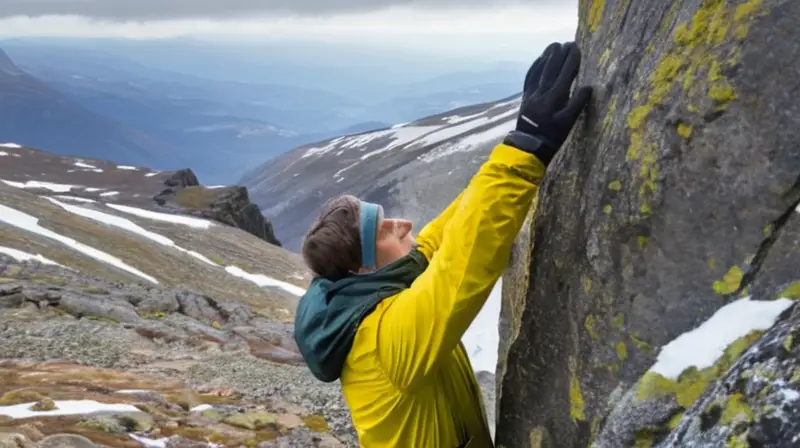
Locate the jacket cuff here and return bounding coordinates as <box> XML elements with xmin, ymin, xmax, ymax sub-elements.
<box><xmin>502</xmin><ymin>131</ymin><xmax>553</xmax><ymax>166</ymax></box>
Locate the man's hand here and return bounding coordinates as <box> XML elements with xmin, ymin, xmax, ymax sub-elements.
<box><xmin>504</xmin><ymin>41</ymin><xmax>592</xmax><ymax>166</ymax></box>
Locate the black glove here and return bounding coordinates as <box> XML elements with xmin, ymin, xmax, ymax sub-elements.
<box><xmin>504</xmin><ymin>41</ymin><xmax>592</xmax><ymax>166</ymax></box>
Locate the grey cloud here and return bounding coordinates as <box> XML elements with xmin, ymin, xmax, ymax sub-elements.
<box><xmin>0</xmin><ymin>0</ymin><xmax>562</xmax><ymax>20</ymax></box>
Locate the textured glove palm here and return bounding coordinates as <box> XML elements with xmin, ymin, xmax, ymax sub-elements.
<box><xmin>504</xmin><ymin>41</ymin><xmax>593</xmax><ymax>166</ymax></box>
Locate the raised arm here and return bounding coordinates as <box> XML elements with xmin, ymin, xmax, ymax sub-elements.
<box><xmin>376</xmin><ymin>143</ymin><xmax>544</xmax><ymax>389</ymax></box>
<box><xmin>414</xmin><ymin>190</ymin><xmax>466</xmax><ymax>259</ymax></box>
<box><xmin>374</xmin><ymin>41</ymin><xmax>592</xmax><ymax>390</ymax></box>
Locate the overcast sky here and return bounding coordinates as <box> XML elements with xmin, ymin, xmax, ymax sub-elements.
<box><xmin>0</xmin><ymin>1</ymin><xmax>578</xmax><ymax>59</ymax></box>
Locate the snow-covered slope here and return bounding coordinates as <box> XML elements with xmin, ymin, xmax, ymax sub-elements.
<box><xmin>241</xmin><ymin>94</ymin><xmax>522</xmax><ymax>253</ymax></box>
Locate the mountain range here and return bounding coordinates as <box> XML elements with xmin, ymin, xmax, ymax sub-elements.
<box><xmin>0</xmin><ymin>37</ymin><xmax>527</xmax><ymax>184</ymax></box>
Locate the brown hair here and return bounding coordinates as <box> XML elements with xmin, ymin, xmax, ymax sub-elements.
<box><xmin>302</xmin><ymin>194</ymin><xmax>363</xmax><ymax>281</ymax></box>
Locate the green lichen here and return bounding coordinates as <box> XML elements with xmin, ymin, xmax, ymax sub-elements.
<box><xmin>608</xmin><ymin>179</ymin><xmax>622</xmax><ymax>191</ymax></box>
<box><xmin>603</xmin><ymin>204</ymin><xmax>613</xmax><ymax>214</ymax></box>
<box><xmin>637</xmin><ymin>236</ymin><xmax>649</xmax><ymax>250</ymax></box>
<box><xmin>713</xmin><ymin>265</ymin><xmax>744</xmax><ymax>295</ymax></box>
<box><xmin>588</xmin><ymin>0</ymin><xmax>606</xmax><ymax>32</ymax></box>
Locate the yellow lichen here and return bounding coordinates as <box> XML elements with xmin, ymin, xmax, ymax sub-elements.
<box><xmin>713</xmin><ymin>265</ymin><xmax>744</xmax><ymax>295</ymax></box>
<box><xmin>588</xmin><ymin>0</ymin><xmax>606</xmax><ymax>32</ymax></box>
<box><xmin>616</xmin><ymin>341</ymin><xmax>628</xmax><ymax>361</ymax></box>
<box><xmin>612</xmin><ymin>313</ymin><xmax>625</xmax><ymax>329</ymax></box>
<box><xmin>584</xmin><ymin>315</ymin><xmax>601</xmax><ymax>340</ymax></box>
<box><xmin>708</xmin><ymin>257</ymin><xmax>718</xmax><ymax>270</ymax></box>
<box><xmin>637</xmin><ymin>235</ymin><xmax>649</xmax><ymax>250</ymax></box>
<box><xmin>779</xmin><ymin>281</ymin><xmax>800</xmax><ymax>299</ymax></box>
<box><xmin>584</xmin><ymin>276</ymin><xmax>593</xmax><ymax>292</ymax></box>
<box><xmin>630</xmin><ymin>333</ymin><xmax>656</xmax><ymax>355</ymax></box>
<box><xmin>608</xmin><ymin>179</ymin><xmax>622</xmax><ymax>191</ymax></box>
<box><xmin>734</xmin><ymin>0</ymin><xmax>762</xmax><ymax>22</ymax></box>
<box><xmin>599</xmin><ymin>48</ymin><xmax>611</xmax><ymax>65</ymax></box>
<box><xmin>677</xmin><ymin>122</ymin><xmax>693</xmax><ymax>138</ymax></box>
<box><xmin>603</xmin><ymin>204</ymin><xmax>613</xmax><ymax>214</ymax></box>
<box><xmin>569</xmin><ymin>358</ymin><xmax>586</xmax><ymax>421</ymax></box>
<box><xmin>637</xmin><ymin>330</ymin><xmax>762</xmax><ymax>407</ymax></box>
<box><xmin>720</xmin><ymin>393</ymin><xmax>754</xmax><ymax>425</ymax></box>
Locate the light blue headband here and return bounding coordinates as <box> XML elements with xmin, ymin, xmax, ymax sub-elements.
<box><xmin>359</xmin><ymin>200</ymin><xmax>382</xmax><ymax>269</ymax></box>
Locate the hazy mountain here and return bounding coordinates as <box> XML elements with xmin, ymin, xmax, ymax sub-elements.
<box><xmin>0</xmin><ymin>48</ymin><xmax>183</xmax><ymax>169</ymax></box>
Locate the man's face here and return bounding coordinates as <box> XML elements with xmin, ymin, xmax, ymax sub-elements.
<box><xmin>374</xmin><ymin>217</ymin><xmax>416</xmax><ymax>268</ymax></box>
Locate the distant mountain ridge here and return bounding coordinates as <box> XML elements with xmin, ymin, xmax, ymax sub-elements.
<box><xmin>0</xmin><ymin>48</ymin><xmax>185</xmax><ymax>170</ymax></box>
<box><xmin>241</xmin><ymin>93</ymin><xmax>522</xmax><ymax>252</ymax></box>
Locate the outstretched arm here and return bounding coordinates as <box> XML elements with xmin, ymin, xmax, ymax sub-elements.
<box><xmin>374</xmin><ymin>41</ymin><xmax>592</xmax><ymax>390</ymax></box>
<box><xmin>377</xmin><ymin>143</ymin><xmax>544</xmax><ymax>390</ymax></box>
<box><xmin>414</xmin><ymin>190</ymin><xmax>466</xmax><ymax>259</ymax></box>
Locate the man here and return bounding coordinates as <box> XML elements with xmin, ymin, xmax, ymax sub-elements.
<box><xmin>294</xmin><ymin>41</ymin><xmax>592</xmax><ymax>447</ymax></box>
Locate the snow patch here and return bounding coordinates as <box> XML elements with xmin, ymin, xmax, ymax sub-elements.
<box><xmin>0</xmin><ymin>143</ymin><xmax>21</xmax><ymax>148</ymax></box>
<box><xmin>0</xmin><ymin>151</ymin><xmax>7</xmax><ymax>156</ymax></box>
<box><xmin>84</xmin><ymin>187</ymin><xmax>104</xmax><ymax>192</ymax></box>
<box><xmin>100</xmin><ymin>191</ymin><xmax>119</xmax><ymax>197</ymax></box>
<box><xmin>106</xmin><ymin>203</ymin><xmax>214</xmax><ymax>229</ymax></box>
<box><xmin>51</xmin><ymin>195</ymin><xmax>96</xmax><ymax>203</ymax></box>
<box><xmin>0</xmin><ymin>399</ymin><xmax>141</xmax><ymax>419</ymax></box>
<box><xmin>145</xmin><ymin>172</ymin><xmax>160</xmax><ymax>177</ymax></box>
<box><xmin>649</xmin><ymin>296</ymin><xmax>794</xmax><ymax>379</ymax></box>
<box><xmin>117</xmin><ymin>165</ymin><xmax>138</xmax><ymax>170</ymax></box>
<box><xmin>1</xmin><ymin>179</ymin><xmax>77</xmax><ymax>193</ymax></box>
<box><xmin>419</xmin><ymin>118</ymin><xmax>516</xmax><ymax>163</ymax></box>
<box><xmin>44</xmin><ymin>197</ymin><xmax>216</xmax><ymax>267</ymax></box>
<box><xmin>206</xmin><ymin>185</ymin><xmax>226</xmax><ymax>189</ymax></box>
<box><xmin>462</xmin><ymin>278</ymin><xmax>503</xmax><ymax>373</ymax></box>
<box><xmin>416</xmin><ymin>108</ymin><xmax>518</xmax><ymax>148</ymax></box>
<box><xmin>225</xmin><ymin>266</ymin><xmax>307</xmax><ymax>296</ymax></box>
<box><xmin>0</xmin><ymin>246</ymin><xmax>63</xmax><ymax>267</ymax></box>
<box><xmin>0</xmin><ymin>203</ymin><xmax>158</xmax><ymax>284</ymax></box>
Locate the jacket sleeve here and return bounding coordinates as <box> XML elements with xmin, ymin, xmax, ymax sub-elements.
<box><xmin>376</xmin><ymin>143</ymin><xmax>546</xmax><ymax>391</ymax></box>
<box><xmin>414</xmin><ymin>190</ymin><xmax>466</xmax><ymax>259</ymax></box>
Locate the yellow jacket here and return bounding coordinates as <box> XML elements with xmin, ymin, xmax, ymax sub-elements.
<box><xmin>340</xmin><ymin>143</ymin><xmax>546</xmax><ymax>447</ymax></box>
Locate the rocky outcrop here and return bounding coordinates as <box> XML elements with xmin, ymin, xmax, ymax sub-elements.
<box><xmin>496</xmin><ymin>0</ymin><xmax>800</xmax><ymax>447</ymax></box>
<box><xmin>154</xmin><ymin>170</ymin><xmax>282</xmax><ymax>247</ymax></box>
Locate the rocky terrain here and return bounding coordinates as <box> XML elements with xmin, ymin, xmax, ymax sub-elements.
<box><xmin>0</xmin><ymin>144</ymin><xmax>359</xmax><ymax>447</ymax></box>
<box><xmin>240</xmin><ymin>94</ymin><xmax>521</xmax><ymax>252</ymax></box>
<box><xmin>496</xmin><ymin>0</ymin><xmax>800</xmax><ymax>447</ymax></box>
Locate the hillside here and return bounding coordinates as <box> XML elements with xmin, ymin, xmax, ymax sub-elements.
<box><xmin>0</xmin><ymin>48</ymin><xmax>182</xmax><ymax>170</ymax></box>
<box><xmin>242</xmin><ymin>94</ymin><xmax>521</xmax><ymax>252</ymax></box>
<box><xmin>0</xmin><ymin>143</ymin><xmax>361</xmax><ymax>447</ymax></box>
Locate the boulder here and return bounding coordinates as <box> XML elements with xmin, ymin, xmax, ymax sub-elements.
<box><xmin>496</xmin><ymin>0</ymin><xmax>800</xmax><ymax>447</ymax></box>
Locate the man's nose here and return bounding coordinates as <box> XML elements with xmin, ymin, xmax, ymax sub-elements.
<box><xmin>398</xmin><ymin>220</ymin><xmax>413</xmax><ymax>233</ymax></box>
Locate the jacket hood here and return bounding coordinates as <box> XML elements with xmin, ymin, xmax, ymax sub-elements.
<box><xmin>293</xmin><ymin>249</ymin><xmax>428</xmax><ymax>382</ymax></box>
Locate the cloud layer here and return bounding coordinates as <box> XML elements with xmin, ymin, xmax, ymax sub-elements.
<box><xmin>0</xmin><ymin>0</ymin><xmax>562</xmax><ymax>20</ymax></box>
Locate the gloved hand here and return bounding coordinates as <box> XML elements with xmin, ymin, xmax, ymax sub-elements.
<box><xmin>504</xmin><ymin>41</ymin><xmax>593</xmax><ymax>166</ymax></box>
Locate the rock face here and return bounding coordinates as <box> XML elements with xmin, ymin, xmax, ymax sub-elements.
<box><xmin>496</xmin><ymin>0</ymin><xmax>800</xmax><ymax>447</ymax></box>
<box><xmin>155</xmin><ymin>170</ymin><xmax>282</xmax><ymax>247</ymax></box>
